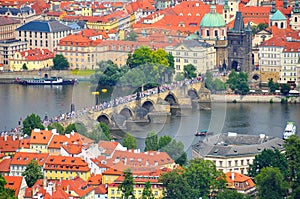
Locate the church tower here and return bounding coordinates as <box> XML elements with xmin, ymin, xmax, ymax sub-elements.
<box><xmin>291</xmin><ymin>0</ymin><xmax>300</xmax><ymax>30</ymax></box>
<box><xmin>227</xmin><ymin>12</ymin><xmax>252</xmax><ymax>73</ymax></box>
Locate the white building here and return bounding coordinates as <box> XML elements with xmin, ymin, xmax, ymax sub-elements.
<box><xmin>165</xmin><ymin>39</ymin><xmax>216</xmax><ymax>76</ymax></box>
<box><xmin>192</xmin><ymin>132</ymin><xmax>285</xmax><ymax>175</ymax></box>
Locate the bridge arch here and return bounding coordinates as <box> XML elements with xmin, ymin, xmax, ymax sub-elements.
<box><xmin>188</xmin><ymin>88</ymin><xmax>199</xmax><ymax>99</ymax></box>
<box><xmin>142</xmin><ymin>100</ymin><xmax>155</xmax><ymax>112</ymax></box>
<box><xmin>97</xmin><ymin>114</ymin><xmax>111</xmax><ymax>126</ymax></box>
<box><xmin>164</xmin><ymin>92</ymin><xmax>178</xmax><ymax>105</ymax></box>
<box><xmin>119</xmin><ymin>107</ymin><xmax>134</xmax><ymax>119</ymax></box>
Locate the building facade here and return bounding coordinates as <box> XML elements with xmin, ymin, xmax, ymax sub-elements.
<box><xmin>165</xmin><ymin>39</ymin><xmax>216</xmax><ymax>75</ymax></box>
<box><xmin>0</xmin><ymin>16</ymin><xmax>20</xmax><ymax>41</ymax></box>
<box><xmin>192</xmin><ymin>133</ymin><xmax>285</xmax><ymax>175</ymax></box>
<box><xmin>9</xmin><ymin>48</ymin><xmax>54</xmax><ymax>71</ymax></box>
<box><xmin>0</xmin><ymin>39</ymin><xmax>27</xmax><ymax>70</ymax></box>
<box><xmin>16</xmin><ymin>20</ymin><xmax>72</xmax><ymax>52</ymax></box>
<box><xmin>227</xmin><ymin>12</ymin><xmax>252</xmax><ymax>72</ymax></box>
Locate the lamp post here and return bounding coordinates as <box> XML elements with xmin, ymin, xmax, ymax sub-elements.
<box><xmin>92</xmin><ymin>88</ymin><xmax>108</xmax><ymax>105</ymax></box>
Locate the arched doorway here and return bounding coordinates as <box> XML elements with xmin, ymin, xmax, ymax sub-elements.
<box><xmin>231</xmin><ymin>61</ymin><xmax>239</xmax><ymax>71</ymax></box>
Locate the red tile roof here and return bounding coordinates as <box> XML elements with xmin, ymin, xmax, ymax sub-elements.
<box><xmin>98</xmin><ymin>141</ymin><xmax>119</xmax><ymax>156</ymax></box>
<box><xmin>225</xmin><ymin>172</ymin><xmax>256</xmax><ymax>190</ymax></box>
<box><xmin>0</xmin><ymin>16</ymin><xmax>20</xmax><ymax>26</ymax></box>
<box><xmin>48</xmin><ymin>135</ymin><xmax>69</xmax><ymax>149</ymax></box>
<box><xmin>0</xmin><ymin>158</ymin><xmax>11</xmax><ymax>173</ymax></box>
<box><xmin>44</xmin><ymin>155</ymin><xmax>90</xmax><ymax>172</ymax></box>
<box><xmin>11</xmin><ymin>152</ymin><xmax>49</xmax><ymax>166</ymax></box>
<box><xmin>87</xmin><ymin>174</ymin><xmax>102</xmax><ymax>186</ymax></box>
<box><xmin>18</xmin><ymin>48</ymin><xmax>54</xmax><ymax>61</ymax></box>
<box><xmin>19</xmin><ymin>139</ymin><xmax>30</xmax><ymax>149</ymax></box>
<box><xmin>0</xmin><ymin>136</ymin><xmax>20</xmax><ymax>153</ymax></box>
<box><xmin>95</xmin><ymin>184</ymin><xmax>107</xmax><ymax>194</ymax></box>
<box><xmin>4</xmin><ymin>176</ymin><xmax>23</xmax><ymax>197</ymax></box>
<box><xmin>59</xmin><ymin>177</ymin><xmax>95</xmax><ymax>197</ymax></box>
<box><xmin>61</xmin><ymin>144</ymin><xmax>82</xmax><ymax>155</ymax></box>
<box><xmin>59</xmin><ymin>33</ymin><xmax>102</xmax><ymax>47</ymax></box>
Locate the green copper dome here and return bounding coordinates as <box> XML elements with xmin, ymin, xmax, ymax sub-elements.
<box><xmin>200</xmin><ymin>6</ymin><xmax>226</xmax><ymax>28</ymax></box>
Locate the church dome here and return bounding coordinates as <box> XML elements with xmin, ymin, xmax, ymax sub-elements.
<box><xmin>200</xmin><ymin>5</ymin><xmax>226</xmax><ymax>28</ymax></box>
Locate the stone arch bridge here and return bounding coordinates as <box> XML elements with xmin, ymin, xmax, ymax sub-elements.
<box><xmin>64</xmin><ymin>81</ymin><xmax>210</xmax><ymax>129</ymax></box>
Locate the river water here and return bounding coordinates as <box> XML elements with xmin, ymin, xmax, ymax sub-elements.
<box><xmin>1</xmin><ymin>82</ymin><xmax>299</xmax><ymax>156</ymax></box>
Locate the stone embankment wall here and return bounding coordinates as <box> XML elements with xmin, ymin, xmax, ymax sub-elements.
<box><xmin>0</xmin><ymin>70</ymin><xmax>89</xmax><ymax>83</ymax></box>
<box><xmin>211</xmin><ymin>94</ymin><xmax>299</xmax><ymax>103</ymax></box>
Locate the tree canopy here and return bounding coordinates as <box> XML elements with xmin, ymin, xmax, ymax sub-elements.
<box><xmin>280</xmin><ymin>83</ymin><xmax>291</xmax><ymax>96</ymax></box>
<box><xmin>268</xmin><ymin>78</ymin><xmax>279</xmax><ymax>94</ymax></box>
<box><xmin>248</xmin><ymin>149</ymin><xmax>289</xmax><ymax>179</ymax></box>
<box><xmin>144</xmin><ymin>131</ymin><xmax>158</xmax><ymax>151</ymax></box>
<box><xmin>205</xmin><ymin>71</ymin><xmax>226</xmax><ymax>92</ymax></box>
<box><xmin>22</xmin><ymin>113</ymin><xmax>45</xmax><ymax>136</ymax></box>
<box><xmin>160</xmin><ymin>139</ymin><xmax>187</xmax><ymax>165</ymax></box>
<box><xmin>47</xmin><ymin>122</ymin><xmax>64</xmax><ymax>134</ymax></box>
<box><xmin>89</xmin><ymin>122</ymin><xmax>112</xmax><ymax>142</ymax></box>
<box><xmin>118</xmin><ymin>169</ymin><xmax>135</xmax><ymax>199</ymax></box>
<box><xmin>0</xmin><ymin>175</ymin><xmax>17</xmax><ymax>199</ymax></box>
<box><xmin>52</xmin><ymin>54</ymin><xmax>69</xmax><ymax>70</ymax></box>
<box><xmin>64</xmin><ymin>122</ymin><xmax>87</xmax><ymax>135</ymax></box>
<box><xmin>160</xmin><ymin>158</ymin><xmax>226</xmax><ymax>199</ymax></box>
<box><xmin>255</xmin><ymin>167</ymin><xmax>289</xmax><ymax>199</ymax></box>
<box><xmin>142</xmin><ymin>181</ymin><xmax>155</xmax><ymax>199</ymax></box>
<box><xmin>122</xmin><ymin>133</ymin><xmax>138</xmax><ymax>149</ymax></box>
<box><xmin>226</xmin><ymin>70</ymin><xmax>249</xmax><ymax>95</ymax></box>
<box><xmin>183</xmin><ymin>64</ymin><xmax>197</xmax><ymax>79</ymax></box>
<box><xmin>158</xmin><ymin>135</ymin><xmax>172</xmax><ymax>149</ymax></box>
<box><xmin>22</xmin><ymin>160</ymin><xmax>44</xmax><ymax>188</ymax></box>
<box><xmin>124</xmin><ymin>31</ymin><xmax>138</xmax><ymax>41</ymax></box>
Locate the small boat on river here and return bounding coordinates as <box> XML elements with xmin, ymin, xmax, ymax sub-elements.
<box><xmin>15</xmin><ymin>77</ymin><xmax>77</xmax><ymax>85</ymax></box>
<box><xmin>195</xmin><ymin>130</ymin><xmax>213</xmax><ymax>136</ymax></box>
<box><xmin>283</xmin><ymin>121</ymin><xmax>296</xmax><ymax>140</ymax></box>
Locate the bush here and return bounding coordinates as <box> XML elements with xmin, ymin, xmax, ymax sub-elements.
<box><xmin>232</xmin><ymin>99</ymin><xmax>237</xmax><ymax>103</ymax></box>
<box><xmin>270</xmin><ymin>98</ymin><xmax>273</xmax><ymax>104</ymax></box>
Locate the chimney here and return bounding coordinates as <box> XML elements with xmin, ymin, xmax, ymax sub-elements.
<box><xmin>231</xmin><ymin>172</ymin><xmax>235</xmax><ymax>180</ymax></box>
<box><xmin>4</xmin><ymin>135</ymin><xmax>7</xmax><ymax>141</ymax></box>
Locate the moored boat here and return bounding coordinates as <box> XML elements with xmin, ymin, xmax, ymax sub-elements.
<box><xmin>283</xmin><ymin>121</ymin><xmax>296</xmax><ymax>140</ymax></box>
<box><xmin>15</xmin><ymin>77</ymin><xmax>77</xmax><ymax>85</ymax></box>
<box><xmin>195</xmin><ymin>130</ymin><xmax>213</xmax><ymax>136</ymax></box>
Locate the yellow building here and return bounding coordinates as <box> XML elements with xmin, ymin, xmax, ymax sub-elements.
<box><xmin>107</xmin><ymin>171</ymin><xmax>165</xmax><ymax>199</ymax></box>
<box><xmin>102</xmin><ymin>168</ymin><xmax>123</xmax><ymax>184</ymax></box>
<box><xmin>9</xmin><ymin>48</ymin><xmax>54</xmax><ymax>71</ymax></box>
<box><xmin>81</xmin><ymin>7</ymin><xmax>93</xmax><ymax>16</ymax></box>
<box><xmin>29</xmin><ymin>129</ymin><xmax>56</xmax><ymax>153</ymax></box>
<box><xmin>57</xmin><ymin>33</ymin><xmax>101</xmax><ymax>70</ymax></box>
<box><xmin>44</xmin><ymin>155</ymin><xmax>91</xmax><ymax>181</ymax></box>
<box><xmin>86</xmin><ymin>11</ymin><xmax>130</xmax><ymax>31</ymax></box>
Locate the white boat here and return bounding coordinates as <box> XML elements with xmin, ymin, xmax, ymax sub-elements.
<box><xmin>283</xmin><ymin>122</ymin><xmax>296</xmax><ymax>140</ymax></box>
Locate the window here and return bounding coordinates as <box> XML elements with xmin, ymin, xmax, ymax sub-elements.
<box><xmin>176</xmin><ymin>65</ymin><xmax>180</xmax><ymax>70</ymax></box>
<box><xmin>184</xmin><ymin>59</ymin><xmax>188</xmax><ymax>63</ymax></box>
<box><xmin>206</xmin><ymin>30</ymin><xmax>210</xmax><ymax>36</ymax></box>
<box><xmin>176</xmin><ymin>58</ymin><xmax>180</xmax><ymax>62</ymax></box>
<box><xmin>214</xmin><ymin>30</ymin><xmax>218</xmax><ymax>37</ymax></box>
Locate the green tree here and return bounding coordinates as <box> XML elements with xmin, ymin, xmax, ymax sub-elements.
<box><xmin>280</xmin><ymin>83</ymin><xmax>291</xmax><ymax>96</ymax></box>
<box><xmin>205</xmin><ymin>71</ymin><xmax>214</xmax><ymax>90</ymax></box>
<box><xmin>118</xmin><ymin>169</ymin><xmax>134</xmax><ymax>199</ymax></box>
<box><xmin>47</xmin><ymin>122</ymin><xmax>64</xmax><ymax>134</ymax></box>
<box><xmin>22</xmin><ymin>113</ymin><xmax>45</xmax><ymax>136</ymax></box>
<box><xmin>214</xmin><ymin>78</ymin><xmax>226</xmax><ymax>91</ymax></box>
<box><xmin>158</xmin><ymin>135</ymin><xmax>172</xmax><ymax>149</ymax></box>
<box><xmin>284</xmin><ymin>135</ymin><xmax>300</xmax><ymax>189</ymax></box>
<box><xmin>22</xmin><ymin>63</ymin><xmax>28</xmax><ymax>70</ymax></box>
<box><xmin>183</xmin><ymin>64</ymin><xmax>197</xmax><ymax>79</ymax></box>
<box><xmin>159</xmin><ymin>169</ymin><xmax>193</xmax><ymax>199</ymax></box>
<box><xmin>0</xmin><ymin>175</ymin><xmax>17</xmax><ymax>199</ymax></box>
<box><xmin>248</xmin><ymin>149</ymin><xmax>289</xmax><ymax>179</ymax></box>
<box><xmin>257</xmin><ymin>23</ymin><xmax>268</xmax><ymax>31</ymax></box>
<box><xmin>166</xmin><ymin>52</ymin><xmax>174</xmax><ymax>69</ymax></box>
<box><xmin>64</xmin><ymin>122</ymin><xmax>87</xmax><ymax>135</ymax></box>
<box><xmin>214</xmin><ymin>189</ymin><xmax>249</xmax><ymax>199</ymax></box>
<box><xmin>125</xmin><ymin>31</ymin><xmax>138</xmax><ymax>41</ymax></box>
<box><xmin>226</xmin><ymin>71</ymin><xmax>249</xmax><ymax>95</ymax></box>
<box><xmin>127</xmin><ymin>46</ymin><xmax>153</xmax><ymax>68</ymax></box>
<box><xmin>151</xmin><ymin>49</ymin><xmax>170</xmax><ymax>66</ymax></box>
<box><xmin>52</xmin><ymin>54</ymin><xmax>69</xmax><ymax>70</ymax></box>
<box><xmin>174</xmin><ymin>72</ymin><xmax>185</xmax><ymax>81</ymax></box>
<box><xmin>22</xmin><ymin>160</ymin><xmax>44</xmax><ymax>188</ymax></box>
<box><xmin>142</xmin><ymin>181</ymin><xmax>155</xmax><ymax>199</ymax></box>
<box><xmin>122</xmin><ymin>133</ymin><xmax>137</xmax><ymax>149</ymax></box>
<box><xmin>255</xmin><ymin>167</ymin><xmax>289</xmax><ymax>199</ymax></box>
<box><xmin>89</xmin><ymin>122</ymin><xmax>112</xmax><ymax>142</ymax></box>
<box><xmin>183</xmin><ymin>158</ymin><xmax>225</xmax><ymax>198</ymax></box>
<box><xmin>144</xmin><ymin>131</ymin><xmax>158</xmax><ymax>151</ymax></box>
<box><xmin>160</xmin><ymin>139</ymin><xmax>187</xmax><ymax>165</ymax></box>
<box><xmin>268</xmin><ymin>78</ymin><xmax>279</xmax><ymax>94</ymax></box>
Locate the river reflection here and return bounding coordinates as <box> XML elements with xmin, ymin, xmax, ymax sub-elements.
<box><xmin>0</xmin><ymin>83</ymin><xmax>299</xmax><ymax>157</ymax></box>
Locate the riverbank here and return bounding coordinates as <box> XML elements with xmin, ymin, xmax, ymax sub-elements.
<box><xmin>211</xmin><ymin>94</ymin><xmax>299</xmax><ymax>103</ymax></box>
<box><xmin>0</xmin><ymin>70</ymin><xmax>91</xmax><ymax>83</ymax></box>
